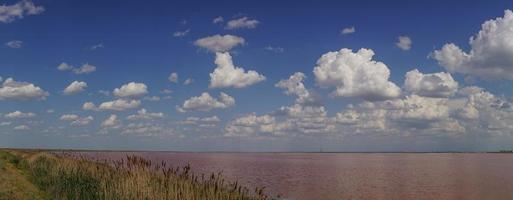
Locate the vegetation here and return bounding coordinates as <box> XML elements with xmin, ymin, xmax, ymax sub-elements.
<box><xmin>0</xmin><ymin>149</ymin><xmax>275</xmax><ymax>200</ymax></box>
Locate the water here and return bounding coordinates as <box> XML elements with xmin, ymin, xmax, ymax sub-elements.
<box><xmin>77</xmin><ymin>152</ymin><xmax>513</xmax><ymax>200</ymax></box>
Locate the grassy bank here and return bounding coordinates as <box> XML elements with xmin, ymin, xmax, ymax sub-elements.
<box><xmin>0</xmin><ymin>150</ymin><xmax>275</xmax><ymax>200</ymax></box>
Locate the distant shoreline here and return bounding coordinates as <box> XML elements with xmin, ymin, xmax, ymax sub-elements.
<box><xmin>1</xmin><ymin>147</ymin><xmax>513</xmax><ymax>154</ymax></box>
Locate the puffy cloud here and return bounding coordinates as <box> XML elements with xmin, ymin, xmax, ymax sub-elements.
<box><xmin>0</xmin><ymin>78</ymin><xmax>49</xmax><ymax>100</ymax></box>
<box><xmin>126</xmin><ymin>109</ymin><xmax>164</xmax><ymax>120</ymax></box>
<box><xmin>101</xmin><ymin>114</ymin><xmax>119</xmax><ymax>127</ymax></box>
<box><xmin>168</xmin><ymin>73</ymin><xmax>178</xmax><ymax>83</ymax></box>
<box><xmin>276</xmin><ymin>72</ymin><xmax>318</xmax><ymax>105</ymax></box>
<box><xmin>432</xmin><ymin>10</ymin><xmax>513</xmax><ymax>80</ymax></box>
<box><xmin>313</xmin><ymin>48</ymin><xmax>401</xmax><ymax>100</ymax></box>
<box><xmin>60</xmin><ymin>114</ymin><xmax>93</xmax><ymax>126</ymax></box>
<box><xmin>143</xmin><ymin>96</ymin><xmax>160</xmax><ymax>101</ymax></box>
<box><xmin>404</xmin><ymin>69</ymin><xmax>458</xmax><ymax>97</ymax></box>
<box><xmin>0</xmin><ymin>0</ymin><xmax>44</xmax><ymax>23</ymax></box>
<box><xmin>57</xmin><ymin>63</ymin><xmax>96</xmax><ymax>74</ymax></box>
<box><xmin>177</xmin><ymin>92</ymin><xmax>235</xmax><ymax>112</ymax></box>
<box><xmin>63</xmin><ymin>81</ymin><xmax>87</xmax><ymax>95</ymax></box>
<box><xmin>98</xmin><ymin>99</ymin><xmax>141</xmax><ymax>111</ymax></box>
<box><xmin>194</xmin><ymin>34</ymin><xmax>245</xmax><ymax>52</ymax></box>
<box><xmin>5</xmin><ymin>40</ymin><xmax>23</xmax><ymax>48</ymax></box>
<box><xmin>181</xmin><ymin>116</ymin><xmax>221</xmax><ymax>128</ymax></box>
<box><xmin>225</xmin><ymin>113</ymin><xmax>276</xmax><ymax>137</ymax></box>
<box><xmin>396</xmin><ymin>36</ymin><xmax>412</xmax><ymax>51</ymax></box>
<box><xmin>183</xmin><ymin>78</ymin><xmax>194</xmax><ymax>85</ymax></box>
<box><xmin>225</xmin><ymin>17</ymin><xmax>259</xmax><ymax>29</ymax></box>
<box><xmin>5</xmin><ymin>111</ymin><xmax>35</xmax><ymax>119</ymax></box>
<box><xmin>213</xmin><ymin>16</ymin><xmax>224</xmax><ymax>24</ymax></box>
<box><xmin>341</xmin><ymin>26</ymin><xmax>355</xmax><ymax>34</ymax></box>
<box><xmin>82</xmin><ymin>102</ymin><xmax>97</xmax><ymax>111</ymax></box>
<box><xmin>209</xmin><ymin>52</ymin><xmax>265</xmax><ymax>88</ymax></box>
<box><xmin>13</xmin><ymin>125</ymin><xmax>30</xmax><ymax>130</ymax></box>
<box><xmin>173</xmin><ymin>29</ymin><xmax>190</xmax><ymax>37</ymax></box>
<box><xmin>113</xmin><ymin>82</ymin><xmax>148</xmax><ymax>98</ymax></box>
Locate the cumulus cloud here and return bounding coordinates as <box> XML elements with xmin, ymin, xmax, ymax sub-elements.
<box><xmin>183</xmin><ymin>78</ymin><xmax>194</xmax><ymax>85</ymax></box>
<box><xmin>313</xmin><ymin>48</ymin><xmax>401</xmax><ymax>100</ymax></box>
<box><xmin>213</xmin><ymin>16</ymin><xmax>224</xmax><ymax>24</ymax></box>
<box><xmin>5</xmin><ymin>40</ymin><xmax>23</xmax><ymax>48</ymax></box>
<box><xmin>63</xmin><ymin>81</ymin><xmax>87</xmax><ymax>95</ymax></box>
<box><xmin>341</xmin><ymin>26</ymin><xmax>355</xmax><ymax>34</ymax></box>
<box><xmin>101</xmin><ymin>114</ymin><xmax>119</xmax><ymax>127</ymax></box>
<box><xmin>98</xmin><ymin>99</ymin><xmax>141</xmax><ymax>111</ymax></box>
<box><xmin>404</xmin><ymin>69</ymin><xmax>458</xmax><ymax>98</ymax></box>
<box><xmin>432</xmin><ymin>10</ymin><xmax>513</xmax><ymax>80</ymax></box>
<box><xmin>168</xmin><ymin>73</ymin><xmax>178</xmax><ymax>83</ymax></box>
<box><xmin>276</xmin><ymin>72</ymin><xmax>319</xmax><ymax>105</ymax></box>
<box><xmin>225</xmin><ymin>17</ymin><xmax>259</xmax><ymax>29</ymax></box>
<box><xmin>177</xmin><ymin>92</ymin><xmax>235</xmax><ymax>112</ymax></box>
<box><xmin>5</xmin><ymin>111</ymin><xmax>35</xmax><ymax>118</ymax></box>
<box><xmin>181</xmin><ymin>116</ymin><xmax>221</xmax><ymax>128</ymax></box>
<box><xmin>13</xmin><ymin>125</ymin><xmax>30</xmax><ymax>130</ymax></box>
<box><xmin>396</xmin><ymin>36</ymin><xmax>412</xmax><ymax>51</ymax></box>
<box><xmin>173</xmin><ymin>29</ymin><xmax>190</xmax><ymax>37</ymax></box>
<box><xmin>57</xmin><ymin>63</ymin><xmax>96</xmax><ymax>74</ymax></box>
<box><xmin>0</xmin><ymin>78</ymin><xmax>49</xmax><ymax>100</ymax></box>
<box><xmin>126</xmin><ymin>109</ymin><xmax>164</xmax><ymax>120</ymax></box>
<box><xmin>209</xmin><ymin>52</ymin><xmax>265</xmax><ymax>88</ymax></box>
<box><xmin>113</xmin><ymin>82</ymin><xmax>148</xmax><ymax>98</ymax></box>
<box><xmin>0</xmin><ymin>0</ymin><xmax>44</xmax><ymax>23</ymax></box>
<box><xmin>194</xmin><ymin>34</ymin><xmax>245</xmax><ymax>52</ymax></box>
<box><xmin>60</xmin><ymin>114</ymin><xmax>93</xmax><ymax>126</ymax></box>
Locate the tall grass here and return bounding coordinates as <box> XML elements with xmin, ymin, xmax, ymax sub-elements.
<box><xmin>22</xmin><ymin>152</ymin><xmax>275</xmax><ymax>200</ymax></box>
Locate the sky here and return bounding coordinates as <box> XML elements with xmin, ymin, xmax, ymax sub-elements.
<box><xmin>1</xmin><ymin>0</ymin><xmax>513</xmax><ymax>152</ymax></box>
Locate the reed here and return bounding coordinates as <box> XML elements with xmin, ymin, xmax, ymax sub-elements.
<box><xmin>15</xmin><ymin>151</ymin><xmax>275</xmax><ymax>200</ymax></box>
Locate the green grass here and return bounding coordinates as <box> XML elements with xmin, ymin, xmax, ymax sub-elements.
<box><xmin>0</xmin><ymin>151</ymin><xmax>49</xmax><ymax>200</ymax></box>
<box><xmin>0</xmin><ymin>150</ymin><xmax>276</xmax><ymax>200</ymax></box>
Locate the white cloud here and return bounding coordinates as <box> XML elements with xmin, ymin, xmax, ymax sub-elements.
<box><xmin>0</xmin><ymin>0</ymin><xmax>44</xmax><ymax>23</ymax></box>
<box><xmin>432</xmin><ymin>10</ymin><xmax>513</xmax><ymax>80</ymax></box>
<box><xmin>60</xmin><ymin>114</ymin><xmax>93</xmax><ymax>126</ymax></box>
<box><xmin>183</xmin><ymin>78</ymin><xmax>194</xmax><ymax>85</ymax></box>
<box><xmin>143</xmin><ymin>96</ymin><xmax>160</xmax><ymax>101</ymax></box>
<box><xmin>57</xmin><ymin>63</ymin><xmax>96</xmax><ymax>74</ymax></box>
<box><xmin>213</xmin><ymin>16</ymin><xmax>224</xmax><ymax>24</ymax></box>
<box><xmin>276</xmin><ymin>72</ymin><xmax>318</xmax><ymax>105</ymax></box>
<box><xmin>98</xmin><ymin>99</ymin><xmax>141</xmax><ymax>111</ymax></box>
<box><xmin>194</xmin><ymin>34</ymin><xmax>245</xmax><ymax>52</ymax></box>
<box><xmin>396</xmin><ymin>36</ymin><xmax>412</xmax><ymax>51</ymax></box>
<box><xmin>63</xmin><ymin>81</ymin><xmax>87</xmax><ymax>95</ymax></box>
<box><xmin>264</xmin><ymin>46</ymin><xmax>284</xmax><ymax>53</ymax></box>
<box><xmin>82</xmin><ymin>102</ymin><xmax>97</xmax><ymax>111</ymax></box>
<box><xmin>225</xmin><ymin>17</ymin><xmax>259</xmax><ymax>30</ymax></box>
<box><xmin>168</xmin><ymin>72</ymin><xmax>178</xmax><ymax>83</ymax></box>
<box><xmin>173</xmin><ymin>29</ymin><xmax>190</xmax><ymax>37</ymax></box>
<box><xmin>90</xmin><ymin>43</ymin><xmax>104</xmax><ymax>50</ymax></box>
<box><xmin>126</xmin><ymin>109</ymin><xmax>164</xmax><ymax>120</ymax></box>
<box><xmin>209</xmin><ymin>52</ymin><xmax>265</xmax><ymax>88</ymax></box>
<box><xmin>5</xmin><ymin>111</ymin><xmax>35</xmax><ymax>118</ymax></box>
<box><xmin>182</xmin><ymin>116</ymin><xmax>221</xmax><ymax>125</ymax></box>
<box><xmin>177</xmin><ymin>92</ymin><xmax>235</xmax><ymax>112</ymax></box>
<box><xmin>5</xmin><ymin>40</ymin><xmax>23</xmax><ymax>48</ymax></box>
<box><xmin>404</xmin><ymin>69</ymin><xmax>458</xmax><ymax>98</ymax></box>
<box><xmin>313</xmin><ymin>48</ymin><xmax>401</xmax><ymax>100</ymax></box>
<box><xmin>0</xmin><ymin>78</ymin><xmax>49</xmax><ymax>100</ymax></box>
<box><xmin>73</xmin><ymin>64</ymin><xmax>96</xmax><ymax>74</ymax></box>
<box><xmin>341</xmin><ymin>26</ymin><xmax>355</xmax><ymax>34</ymax></box>
<box><xmin>113</xmin><ymin>82</ymin><xmax>148</xmax><ymax>98</ymax></box>
<box><xmin>101</xmin><ymin>114</ymin><xmax>119</xmax><ymax>127</ymax></box>
<box><xmin>13</xmin><ymin>125</ymin><xmax>30</xmax><ymax>130</ymax></box>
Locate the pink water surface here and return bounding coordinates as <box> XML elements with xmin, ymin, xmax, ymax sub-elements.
<box><xmin>73</xmin><ymin>152</ymin><xmax>513</xmax><ymax>200</ymax></box>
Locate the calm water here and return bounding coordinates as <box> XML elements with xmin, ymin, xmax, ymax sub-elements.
<box><xmin>76</xmin><ymin>152</ymin><xmax>513</xmax><ymax>200</ymax></box>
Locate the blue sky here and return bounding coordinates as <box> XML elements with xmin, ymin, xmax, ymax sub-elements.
<box><xmin>1</xmin><ymin>0</ymin><xmax>513</xmax><ymax>151</ymax></box>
